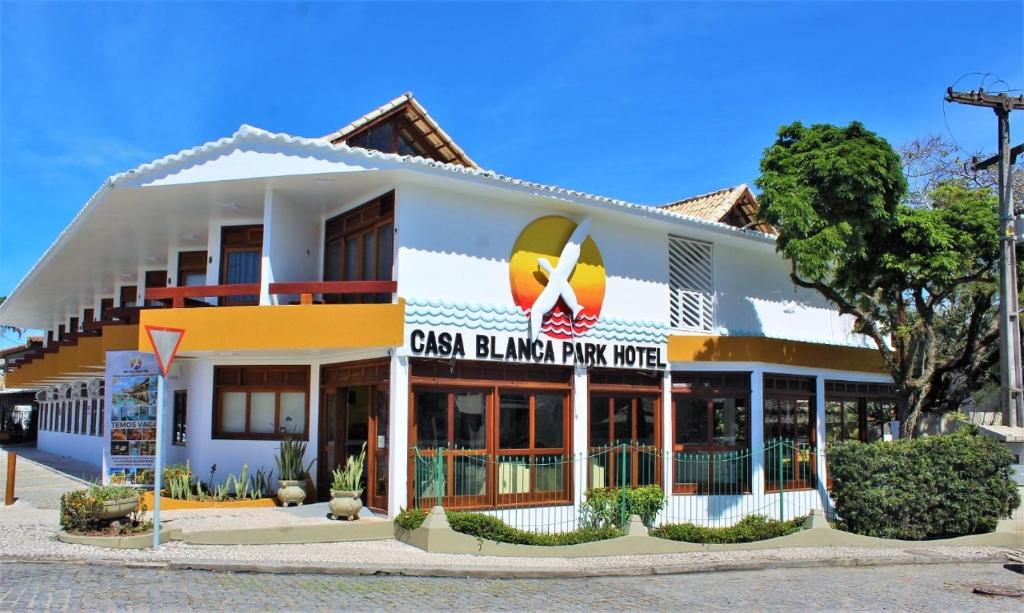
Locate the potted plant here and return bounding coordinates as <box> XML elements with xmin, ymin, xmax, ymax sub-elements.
<box><xmin>274</xmin><ymin>435</ymin><xmax>314</xmax><ymax>506</ymax></box>
<box><xmin>330</xmin><ymin>442</ymin><xmax>366</xmax><ymax>520</ymax></box>
<box><xmin>90</xmin><ymin>484</ymin><xmax>141</xmax><ymax>520</ymax></box>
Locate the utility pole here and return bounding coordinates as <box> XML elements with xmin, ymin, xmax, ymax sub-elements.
<box><xmin>946</xmin><ymin>87</ymin><xmax>1024</xmax><ymax>428</ymax></box>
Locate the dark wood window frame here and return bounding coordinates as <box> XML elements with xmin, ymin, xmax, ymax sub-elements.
<box><xmin>670</xmin><ymin>372</ymin><xmax>752</xmax><ymax>495</ymax></box>
<box><xmin>587</xmin><ymin>370</ymin><xmax>664</xmax><ymax>490</ymax></box>
<box><xmin>213</xmin><ymin>365</ymin><xmax>310</xmax><ymax>440</ymax></box>
<box><xmin>219</xmin><ymin>225</ymin><xmax>263</xmax><ymax>305</ymax></box>
<box><xmin>323</xmin><ymin>192</ymin><xmax>395</xmax><ymax>303</ymax></box>
<box><xmin>173</xmin><ymin>390</ymin><xmax>188</xmax><ymax>446</ymax></box>
<box><xmin>177</xmin><ymin>250</ymin><xmax>208</xmax><ymax>287</ymax></box>
<box><xmin>824</xmin><ymin>380</ymin><xmax>896</xmax><ymax>445</ymax></box>
<box><xmin>408</xmin><ymin>360</ymin><xmax>573</xmax><ymax>510</ymax></box>
<box><xmin>763</xmin><ymin>374</ymin><xmax>817</xmax><ymax>492</ymax></box>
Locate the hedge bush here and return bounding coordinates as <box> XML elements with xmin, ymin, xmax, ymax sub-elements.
<box><xmin>828</xmin><ymin>427</ymin><xmax>1020</xmax><ymax>540</ymax></box>
<box><xmin>394</xmin><ymin>508</ymin><xmax>621</xmax><ymax>546</ymax></box>
<box><xmin>650</xmin><ymin>515</ymin><xmax>805</xmax><ymax>543</ymax></box>
<box><xmin>580</xmin><ymin>484</ymin><xmax>665</xmax><ymax>528</ymax></box>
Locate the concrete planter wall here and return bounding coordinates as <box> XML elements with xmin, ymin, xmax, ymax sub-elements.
<box><xmin>396</xmin><ymin>508</ymin><xmax>1024</xmax><ymax>558</ymax></box>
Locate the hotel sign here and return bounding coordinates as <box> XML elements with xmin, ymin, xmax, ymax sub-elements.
<box><xmin>406</xmin><ymin>214</ymin><xmax>667</xmax><ymax>370</ymax></box>
<box><xmin>408</xmin><ymin>329</ymin><xmax>667</xmax><ymax>369</ymax></box>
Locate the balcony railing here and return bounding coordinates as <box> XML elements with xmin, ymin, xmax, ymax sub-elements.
<box><xmin>143</xmin><ymin>280</ymin><xmax>398</xmax><ymax>308</ymax></box>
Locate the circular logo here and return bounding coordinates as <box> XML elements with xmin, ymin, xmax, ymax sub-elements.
<box><xmin>509</xmin><ymin>216</ymin><xmax>605</xmax><ymax>339</ymax></box>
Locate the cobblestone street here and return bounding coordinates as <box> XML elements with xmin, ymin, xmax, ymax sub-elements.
<box><xmin>1</xmin><ymin>560</ymin><xmax>1023</xmax><ymax>611</ymax></box>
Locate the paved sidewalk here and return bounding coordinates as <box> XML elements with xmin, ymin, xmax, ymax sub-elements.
<box><xmin>0</xmin><ymin>446</ymin><xmax>96</xmax><ymax>509</ymax></box>
<box><xmin>0</xmin><ymin>504</ymin><xmax>1017</xmax><ymax>578</ymax></box>
<box><xmin>1</xmin><ymin>446</ymin><xmax>1021</xmax><ymax>579</ymax></box>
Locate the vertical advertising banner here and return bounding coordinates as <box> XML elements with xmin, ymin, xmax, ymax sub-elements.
<box><xmin>104</xmin><ymin>351</ymin><xmax>159</xmax><ymax>487</ymax></box>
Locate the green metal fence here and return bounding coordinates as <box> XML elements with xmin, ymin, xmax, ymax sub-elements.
<box><xmin>410</xmin><ymin>439</ymin><xmax>828</xmax><ymax>533</ymax></box>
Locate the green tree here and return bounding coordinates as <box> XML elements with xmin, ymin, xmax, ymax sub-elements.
<box><xmin>756</xmin><ymin>122</ymin><xmax>1000</xmax><ymax>437</ymax></box>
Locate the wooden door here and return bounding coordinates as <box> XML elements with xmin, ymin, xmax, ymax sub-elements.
<box><xmin>368</xmin><ymin>387</ymin><xmax>389</xmax><ymax>512</ymax></box>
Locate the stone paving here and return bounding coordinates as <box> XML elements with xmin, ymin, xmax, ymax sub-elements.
<box><xmin>0</xmin><ymin>446</ymin><xmax>93</xmax><ymax>509</ymax></box>
<box><xmin>1</xmin><ymin>559</ymin><xmax>1023</xmax><ymax>611</ymax></box>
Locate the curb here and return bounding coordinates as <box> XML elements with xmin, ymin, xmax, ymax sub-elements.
<box><xmin>0</xmin><ymin>553</ymin><xmax>1014</xmax><ymax>579</ymax></box>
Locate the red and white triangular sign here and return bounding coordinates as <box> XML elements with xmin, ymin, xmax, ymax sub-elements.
<box><xmin>144</xmin><ymin>325</ymin><xmax>186</xmax><ymax>377</ymax></box>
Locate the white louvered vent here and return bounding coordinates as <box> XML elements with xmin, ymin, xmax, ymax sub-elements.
<box><xmin>669</xmin><ymin>236</ymin><xmax>715</xmax><ymax>332</ymax></box>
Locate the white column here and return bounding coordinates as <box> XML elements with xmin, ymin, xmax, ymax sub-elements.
<box><xmin>571</xmin><ymin>365</ymin><xmax>588</xmax><ymax>510</ymax></box>
<box><xmin>388</xmin><ymin>353</ymin><xmax>410</xmax><ymax>516</ymax></box>
<box><xmin>259</xmin><ymin>185</ymin><xmax>274</xmax><ymax>306</ymax></box>
<box><xmin>814</xmin><ymin>374</ymin><xmax>829</xmax><ymax>511</ymax></box>
<box><xmin>661</xmin><ymin>369</ymin><xmax>673</xmax><ymax>500</ymax></box>
<box><xmin>307</xmin><ymin>362</ymin><xmax>321</xmax><ymax>487</ymax></box>
<box><xmin>750</xmin><ymin>368</ymin><xmax>766</xmax><ymax>502</ymax></box>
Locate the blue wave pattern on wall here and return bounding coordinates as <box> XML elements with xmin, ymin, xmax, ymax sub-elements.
<box><xmin>404</xmin><ymin>297</ymin><xmax>669</xmax><ymax>344</ymax></box>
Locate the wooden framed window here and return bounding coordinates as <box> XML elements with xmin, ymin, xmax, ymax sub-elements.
<box><xmin>671</xmin><ymin>372</ymin><xmax>751</xmax><ymax>495</ymax></box>
<box><xmin>825</xmin><ymin>380</ymin><xmax>895</xmax><ymax>444</ymax></box>
<box><xmin>177</xmin><ymin>251</ymin><xmax>208</xmax><ymax>287</ymax></box>
<box><xmin>220</xmin><ymin>225</ymin><xmax>263</xmax><ymax>305</ymax></box>
<box><xmin>587</xmin><ymin>394</ymin><xmax>661</xmax><ymax>489</ymax></box>
<box><xmin>173</xmin><ymin>390</ymin><xmax>187</xmax><ymax>446</ymax></box>
<box><xmin>763</xmin><ymin>374</ymin><xmax>817</xmax><ymax>491</ymax></box>
<box><xmin>324</xmin><ymin>192</ymin><xmax>394</xmax><ymax>303</ymax></box>
<box><xmin>119</xmin><ymin>286</ymin><xmax>137</xmax><ymax>308</ymax></box>
<box><xmin>213</xmin><ymin>365</ymin><xmax>309</xmax><ymax>440</ymax></box>
<box><xmin>408</xmin><ymin>360</ymin><xmax>572</xmax><ymax>509</ymax></box>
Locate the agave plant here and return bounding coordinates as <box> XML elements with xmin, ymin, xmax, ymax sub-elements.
<box><xmin>332</xmin><ymin>442</ymin><xmax>367</xmax><ymax>492</ymax></box>
<box><xmin>275</xmin><ymin>435</ymin><xmax>314</xmax><ymax>482</ymax></box>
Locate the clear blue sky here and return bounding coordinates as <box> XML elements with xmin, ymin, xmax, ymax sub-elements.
<box><xmin>1</xmin><ymin>1</ymin><xmax>1022</xmax><ymax>345</ymax></box>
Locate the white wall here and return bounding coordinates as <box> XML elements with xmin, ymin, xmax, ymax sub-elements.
<box><xmin>714</xmin><ymin>239</ymin><xmax>866</xmax><ymax>347</ymax></box>
<box><xmin>396</xmin><ymin>183</ymin><xmax>669</xmax><ymax>324</ymax></box>
<box><xmin>264</xmin><ymin>189</ymin><xmax>321</xmax><ymax>305</ymax></box>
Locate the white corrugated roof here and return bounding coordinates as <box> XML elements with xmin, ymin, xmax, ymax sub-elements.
<box><xmin>1</xmin><ymin>124</ymin><xmax>775</xmax><ymax>316</ymax></box>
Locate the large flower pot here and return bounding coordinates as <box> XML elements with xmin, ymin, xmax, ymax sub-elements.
<box><xmin>329</xmin><ymin>489</ymin><xmax>363</xmax><ymax>520</ymax></box>
<box><xmin>276</xmin><ymin>480</ymin><xmax>307</xmax><ymax>507</ymax></box>
<box><xmin>97</xmin><ymin>495</ymin><xmax>140</xmax><ymax>520</ymax></box>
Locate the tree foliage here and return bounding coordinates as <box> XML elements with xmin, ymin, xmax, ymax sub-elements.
<box><xmin>756</xmin><ymin>122</ymin><xmax>1001</xmax><ymax>436</ymax></box>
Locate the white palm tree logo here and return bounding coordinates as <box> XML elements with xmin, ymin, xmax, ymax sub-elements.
<box><xmin>529</xmin><ymin>218</ymin><xmax>593</xmax><ymax>339</ymax></box>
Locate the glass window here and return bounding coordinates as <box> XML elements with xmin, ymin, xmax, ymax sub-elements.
<box><xmin>250</xmin><ymin>392</ymin><xmax>276</xmax><ymax>433</ymax></box>
<box><xmin>415</xmin><ymin>391</ymin><xmax>448</xmax><ymax>448</ymax></box>
<box><xmin>454</xmin><ymin>392</ymin><xmax>487</xmax><ymax>449</ymax></box>
<box><xmin>173</xmin><ymin>391</ymin><xmax>187</xmax><ymax>446</ymax></box>
<box><xmin>214</xmin><ymin>366</ymin><xmax>309</xmax><ymax>439</ymax></box>
<box><xmin>221</xmin><ymin>392</ymin><xmax>247</xmax><ymax>433</ymax></box>
<box><xmin>589</xmin><ymin>394</ymin><xmax>661</xmax><ymax>489</ymax></box>
<box><xmin>533</xmin><ymin>394</ymin><xmax>564</xmax><ymax>449</ymax></box>
<box><xmin>411</xmin><ymin>378</ymin><xmax>571</xmax><ymax>508</ymax></box>
<box><xmin>280</xmin><ymin>392</ymin><xmax>306</xmax><ymax>435</ymax></box>
<box><xmin>499</xmin><ymin>394</ymin><xmax>530</xmax><ymax>449</ymax></box>
<box><xmin>672</xmin><ymin>373</ymin><xmax>751</xmax><ymax>495</ymax></box>
<box><xmin>325</xmin><ymin>240</ymin><xmax>342</xmax><ymax>282</ymax></box>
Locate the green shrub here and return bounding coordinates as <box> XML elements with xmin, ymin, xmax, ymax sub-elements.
<box><xmin>828</xmin><ymin>428</ymin><xmax>1020</xmax><ymax>540</ymax></box>
<box><xmin>393</xmin><ymin>508</ymin><xmax>620</xmax><ymax>545</ymax></box>
<box><xmin>59</xmin><ymin>490</ymin><xmax>105</xmax><ymax>532</ymax></box>
<box><xmin>581</xmin><ymin>484</ymin><xmax>665</xmax><ymax>528</ymax></box>
<box><xmin>651</xmin><ymin>515</ymin><xmax>804</xmax><ymax>543</ymax></box>
<box><xmin>395</xmin><ymin>507</ymin><xmax>428</xmax><ymax>530</ymax></box>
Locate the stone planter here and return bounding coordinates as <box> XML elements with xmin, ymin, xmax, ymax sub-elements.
<box><xmin>277</xmin><ymin>480</ymin><xmax>306</xmax><ymax>507</ymax></box>
<box><xmin>329</xmin><ymin>489</ymin><xmax>363</xmax><ymax>520</ymax></box>
<box><xmin>97</xmin><ymin>495</ymin><xmax>140</xmax><ymax>520</ymax></box>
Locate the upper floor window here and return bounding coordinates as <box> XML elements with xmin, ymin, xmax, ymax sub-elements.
<box><xmin>220</xmin><ymin>225</ymin><xmax>262</xmax><ymax>305</ymax></box>
<box><xmin>668</xmin><ymin>236</ymin><xmax>714</xmax><ymax>332</ymax></box>
<box><xmin>177</xmin><ymin>251</ymin><xmax>208</xmax><ymax>287</ymax></box>
<box><xmin>324</xmin><ymin>192</ymin><xmax>394</xmax><ymax>303</ymax></box>
<box><xmin>347</xmin><ymin>118</ymin><xmax>429</xmax><ymax>159</ymax></box>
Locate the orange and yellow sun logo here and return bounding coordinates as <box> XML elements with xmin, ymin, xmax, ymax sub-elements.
<box><xmin>509</xmin><ymin>216</ymin><xmax>606</xmax><ymax>339</ymax></box>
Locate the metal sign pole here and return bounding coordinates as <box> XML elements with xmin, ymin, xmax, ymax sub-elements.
<box><xmin>152</xmin><ymin>372</ymin><xmax>164</xmax><ymax>550</ymax></box>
